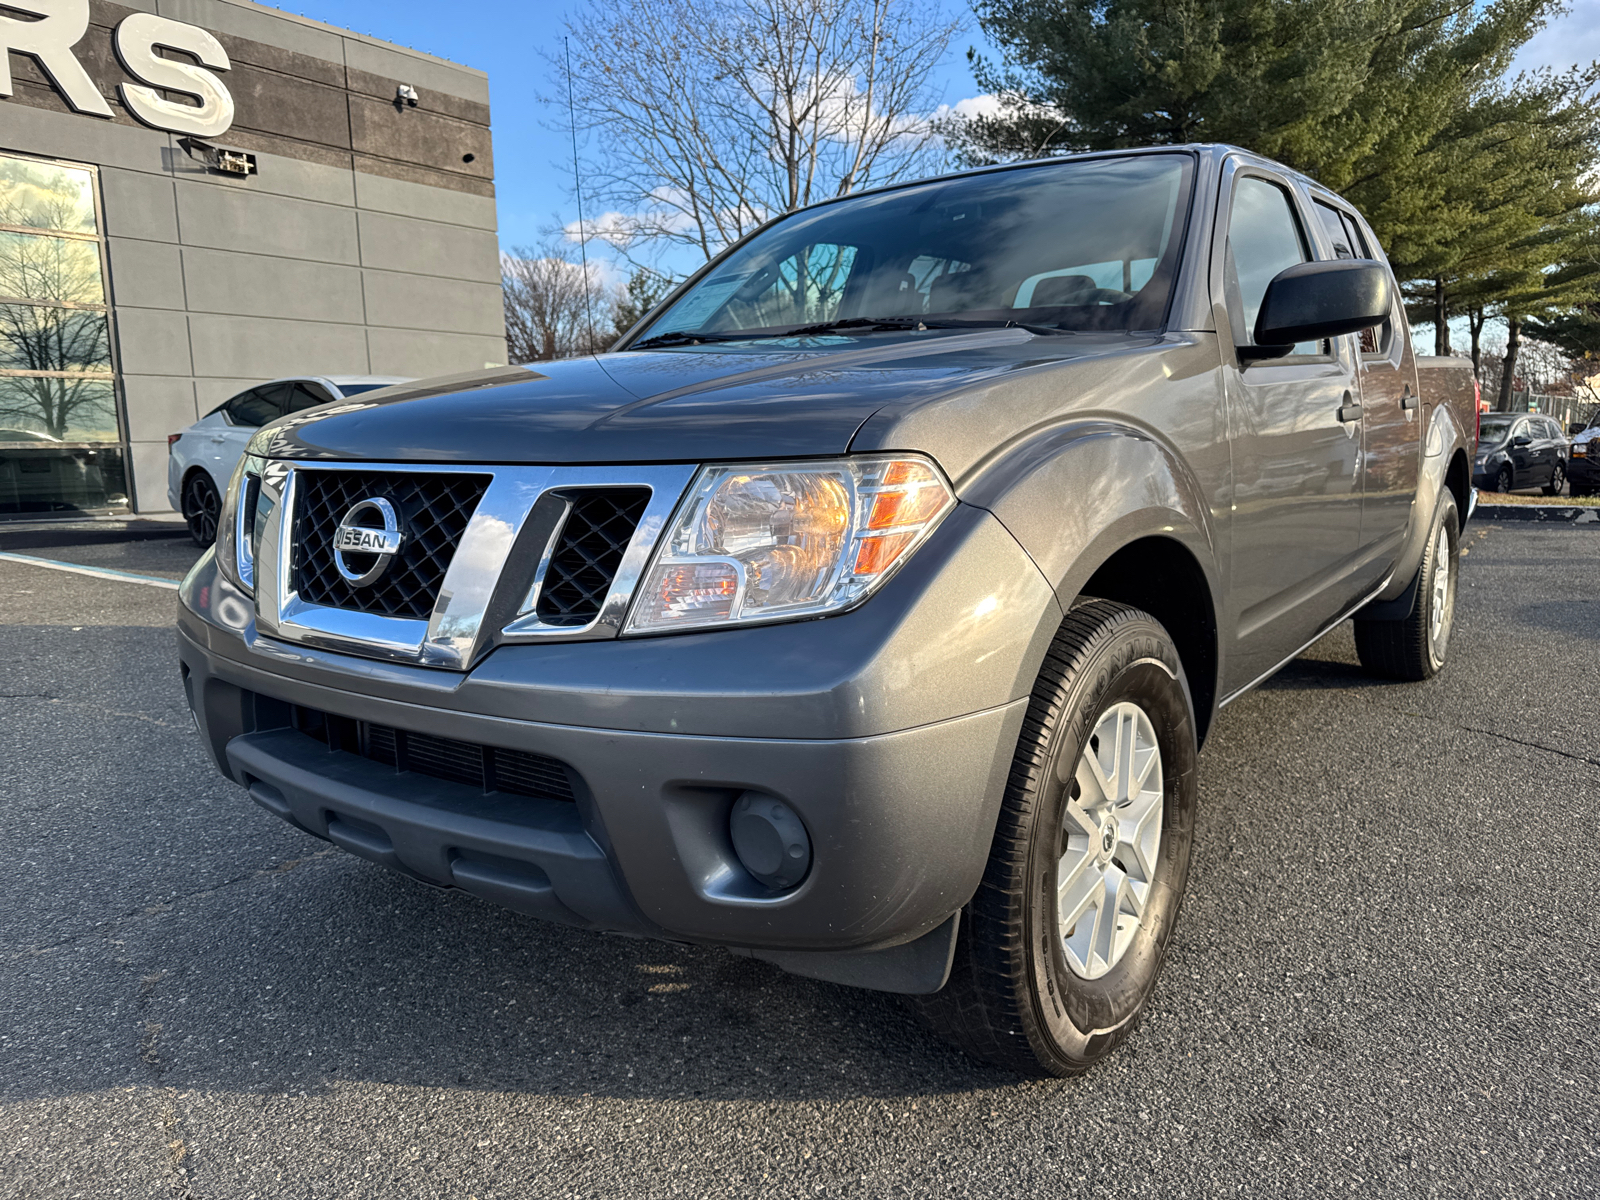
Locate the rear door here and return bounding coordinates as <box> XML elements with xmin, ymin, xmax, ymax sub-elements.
<box><xmin>1541</xmin><ymin>418</ymin><xmax>1566</xmax><ymax>483</ymax></box>
<box><xmin>1216</xmin><ymin>162</ymin><xmax>1365</xmax><ymax>689</ymax></box>
<box><xmin>1509</xmin><ymin>418</ymin><xmax>1538</xmax><ymax>485</ymax></box>
<box><xmin>1315</xmin><ymin>201</ymin><xmax>1421</xmax><ymax>557</ymax></box>
<box><xmin>213</xmin><ymin>383</ymin><xmax>291</xmax><ymax>481</ymax></box>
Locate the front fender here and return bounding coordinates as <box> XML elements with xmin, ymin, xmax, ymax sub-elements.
<box><xmin>958</xmin><ymin>419</ymin><xmax>1223</xmax><ymax>610</ymax></box>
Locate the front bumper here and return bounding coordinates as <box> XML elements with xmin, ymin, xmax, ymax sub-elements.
<box><xmin>1567</xmin><ymin>454</ymin><xmax>1596</xmax><ymax>486</ymax></box>
<box><xmin>177</xmin><ymin>502</ymin><xmax>1058</xmax><ymax>987</ymax></box>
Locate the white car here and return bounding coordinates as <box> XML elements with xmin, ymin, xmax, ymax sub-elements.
<box><xmin>167</xmin><ymin>376</ymin><xmax>410</xmax><ymax>546</ymax></box>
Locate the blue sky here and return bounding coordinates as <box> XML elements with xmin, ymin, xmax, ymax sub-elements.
<box><xmin>294</xmin><ymin>0</ymin><xmax>994</xmax><ymax>256</ymax></box>
<box><xmin>294</xmin><ymin>0</ymin><xmax>1598</xmax><ymax>273</ymax></box>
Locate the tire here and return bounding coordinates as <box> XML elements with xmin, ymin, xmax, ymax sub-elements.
<box><xmin>182</xmin><ymin>471</ymin><xmax>221</xmax><ymax>548</ymax></box>
<box><xmin>1494</xmin><ymin>465</ymin><xmax>1513</xmax><ymax>494</ymax></box>
<box><xmin>1543</xmin><ymin>461</ymin><xmax>1566</xmax><ymax>497</ymax></box>
<box><xmin>910</xmin><ymin>600</ymin><xmax>1198</xmax><ymax>1077</ymax></box>
<box><xmin>1353</xmin><ymin>491</ymin><xmax>1459</xmax><ymax>682</ymax></box>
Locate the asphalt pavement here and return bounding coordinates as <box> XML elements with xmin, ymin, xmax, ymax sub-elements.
<box><xmin>1</xmin><ymin>518</ymin><xmax>1596</xmax><ymax>1199</ymax></box>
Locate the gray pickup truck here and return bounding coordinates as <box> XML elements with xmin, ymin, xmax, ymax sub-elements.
<box><xmin>177</xmin><ymin>145</ymin><xmax>1478</xmax><ymax>1077</ymax></box>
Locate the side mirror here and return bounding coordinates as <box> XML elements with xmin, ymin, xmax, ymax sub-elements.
<box><xmin>1242</xmin><ymin>260</ymin><xmax>1392</xmax><ymax>361</ymax></box>
<box><xmin>1513</xmin><ymin>435</ymin><xmax>1532</xmax><ymax>446</ymax></box>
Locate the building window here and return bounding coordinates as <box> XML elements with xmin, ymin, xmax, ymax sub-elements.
<box><xmin>0</xmin><ymin>151</ymin><xmax>128</xmax><ymax>515</ymax></box>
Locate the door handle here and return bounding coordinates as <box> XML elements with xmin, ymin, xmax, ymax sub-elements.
<box><xmin>1400</xmin><ymin>389</ymin><xmax>1418</xmax><ymax>411</ymax></box>
<box><xmin>1338</xmin><ymin>402</ymin><xmax>1364</xmax><ymax>423</ymax></box>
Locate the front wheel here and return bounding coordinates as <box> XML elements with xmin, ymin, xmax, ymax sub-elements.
<box><xmin>1544</xmin><ymin>461</ymin><xmax>1566</xmax><ymax>497</ymax></box>
<box><xmin>1353</xmin><ymin>491</ymin><xmax>1459</xmax><ymax>681</ymax></box>
<box><xmin>910</xmin><ymin>600</ymin><xmax>1198</xmax><ymax>1077</ymax></box>
<box><xmin>1494</xmin><ymin>465</ymin><xmax>1513</xmax><ymax>494</ymax></box>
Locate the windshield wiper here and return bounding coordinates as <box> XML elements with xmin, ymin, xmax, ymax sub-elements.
<box><xmin>780</xmin><ymin>316</ymin><xmax>1073</xmax><ymax>338</ymax></box>
<box><xmin>629</xmin><ymin>329</ymin><xmax>766</xmax><ymax>350</ymax></box>
<box><xmin>632</xmin><ymin>315</ymin><xmax>1074</xmax><ymax>351</ymax></box>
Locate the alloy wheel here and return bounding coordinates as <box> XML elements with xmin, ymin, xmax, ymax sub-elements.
<box><xmin>1427</xmin><ymin>521</ymin><xmax>1456</xmax><ymax>668</ymax></box>
<box><xmin>1057</xmin><ymin>701</ymin><xmax>1164</xmax><ymax>980</ymax></box>
<box><xmin>184</xmin><ymin>477</ymin><xmax>219</xmax><ymax>545</ymax></box>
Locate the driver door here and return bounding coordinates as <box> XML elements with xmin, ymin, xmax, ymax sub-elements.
<box><xmin>1215</xmin><ymin>164</ymin><xmax>1365</xmax><ymax>693</ymax></box>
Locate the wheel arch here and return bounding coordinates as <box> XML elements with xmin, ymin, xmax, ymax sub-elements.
<box><xmin>961</xmin><ymin>420</ymin><xmax>1224</xmax><ymax>746</ymax></box>
<box><xmin>180</xmin><ymin>463</ymin><xmax>224</xmax><ymax>502</ymax></box>
<box><xmin>1074</xmin><ymin>536</ymin><xmax>1219</xmax><ymax>745</ymax></box>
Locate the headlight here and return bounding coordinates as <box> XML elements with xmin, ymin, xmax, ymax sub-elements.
<box><xmin>215</xmin><ymin>453</ymin><xmax>266</xmax><ymax>594</ymax></box>
<box><xmin>624</xmin><ymin>455</ymin><xmax>954</xmax><ymax>634</ymax></box>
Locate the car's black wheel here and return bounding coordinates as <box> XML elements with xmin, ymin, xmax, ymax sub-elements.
<box><xmin>1353</xmin><ymin>491</ymin><xmax>1459</xmax><ymax>682</ymax></box>
<box><xmin>182</xmin><ymin>472</ymin><xmax>221</xmax><ymax>548</ymax></box>
<box><xmin>909</xmin><ymin>600</ymin><xmax>1198</xmax><ymax>1077</ymax></box>
<box><xmin>1494</xmin><ymin>465</ymin><xmax>1513</xmax><ymax>493</ymax></box>
<box><xmin>1543</xmin><ymin>461</ymin><xmax>1566</xmax><ymax>497</ymax></box>
<box><xmin>1572</xmin><ymin>483</ymin><xmax>1590</xmax><ymax>498</ymax></box>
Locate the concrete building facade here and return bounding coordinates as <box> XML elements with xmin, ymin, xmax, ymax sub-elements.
<box><xmin>0</xmin><ymin>0</ymin><xmax>505</xmax><ymax>515</ymax></box>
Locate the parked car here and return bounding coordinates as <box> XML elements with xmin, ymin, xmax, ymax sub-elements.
<box><xmin>176</xmin><ymin>145</ymin><xmax>1479</xmax><ymax>1077</ymax></box>
<box><xmin>167</xmin><ymin>376</ymin><xmax>410</xmax><ymax>545</ymax></box>
<box><xmin>1472</xmin><ymin>413</ymin><xmax>1569</xmax><ymax>495</ymax></box>
<box><xmin>1566</xmin><ymin>415</ymin><xmax>1600</xmax><ymax>497</ymax></box>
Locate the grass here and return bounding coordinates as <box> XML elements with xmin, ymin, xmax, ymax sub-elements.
<box><xmin>1476</xmin><ymin>490</ymin><xmax>1600</xmax><ymax>507</ymax></box>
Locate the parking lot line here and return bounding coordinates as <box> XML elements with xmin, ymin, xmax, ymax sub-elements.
<box><xmin>0</xmin><ymin>551</ymin><xmax>181</xmax><ymax>591</ymax></box>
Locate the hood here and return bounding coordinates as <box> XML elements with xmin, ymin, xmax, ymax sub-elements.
<box><xmin>255</xmin><ymin>329</ymin><xmax>1140</xmax><ymax>465</ymax></box>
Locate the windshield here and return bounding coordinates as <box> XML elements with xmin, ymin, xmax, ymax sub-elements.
<box><xmin>634</xmin><ymin>154</ymin><xmax>1194</xmax><ymax>345</ymax></box>
<box><xmin>1479</xmin><ymin>418</ymin><xmax>1517</xmax><ymax>443</ymax></box>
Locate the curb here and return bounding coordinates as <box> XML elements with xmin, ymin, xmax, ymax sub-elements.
<box><xmin>0</xmin><ymin>518</ymin><xmax>191</xmax><ymax>550</ymax></box>
<box><xmin>1474</xmin><ymin>504</ymin><xmax>1600</xmax><ymax>523</ymax></box>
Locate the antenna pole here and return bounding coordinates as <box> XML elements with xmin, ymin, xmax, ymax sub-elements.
<box><xmin>565</xmin><ymin>37</ymin><xmax>597</xmax><ymax>351</ymax></box>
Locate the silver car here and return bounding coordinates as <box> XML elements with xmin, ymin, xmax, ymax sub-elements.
<box><xmin>167</xmin><ymin>376</ymin><xmax>410</xmax><ymax>545</ymax></box>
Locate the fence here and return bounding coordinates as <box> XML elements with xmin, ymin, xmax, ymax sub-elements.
<box><xmin>1507</xmin><ymin>391</ymin><xmax>1600</xmax><ymax>431</ymax></box>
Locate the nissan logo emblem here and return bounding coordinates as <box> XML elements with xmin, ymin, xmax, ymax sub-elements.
<box><xmin>333</xmin><ymin>497</ymin><xmax>403</xmax><ymax>586</ymax></box>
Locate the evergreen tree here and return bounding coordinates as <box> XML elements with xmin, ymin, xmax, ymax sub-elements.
<box><xmin>613</xmin><ymin>269</ymin><xmax>675</xmax><ymax>337</ymax></box>
<box><xmin>944</xmin><ymin>0</ymin><xmax>1579</xmax><ymax>281</ymax></box>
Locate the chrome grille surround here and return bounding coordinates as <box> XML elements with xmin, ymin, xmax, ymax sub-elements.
<box><xmin>249</xmin><ymin>462</ymin><xmax>697</xmax><ymax>670</ymax></box>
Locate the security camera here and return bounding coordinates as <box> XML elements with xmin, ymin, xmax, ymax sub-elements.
<box><xmin>396</xmin><ymin>84</ymin><xmax>419</xmax><ymax>108</ymax></box>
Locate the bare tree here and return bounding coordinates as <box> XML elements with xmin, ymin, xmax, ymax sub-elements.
<box><xmin>501</xmin><ymin>241</ymin><xmax>615</xmax><ymax>362</ymax></box>
<box><xmin>555</xmin><ymin>0</ymin><xmax>961</xmax><ymax>264</ymax></box>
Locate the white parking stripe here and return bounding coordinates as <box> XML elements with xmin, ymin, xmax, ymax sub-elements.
<box><xmin>0</xmin><ymin>551</ymin><xmax>181</xmax><ymax>591</ymax></box>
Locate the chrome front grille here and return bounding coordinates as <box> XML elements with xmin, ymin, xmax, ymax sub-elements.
<box><xmin>535</xmin><ymin>489</ymin><xmax>652</xmax><ymax>626</ymax></box>
<box><xmin>246</xmin><ymin>461</ymin><xmax>698</xmax><ymax>670</ymax></box>
<box><xmin>292</xmin><ymin>469</ymin><xmax>491</xmax><ymax>619</ymax></box>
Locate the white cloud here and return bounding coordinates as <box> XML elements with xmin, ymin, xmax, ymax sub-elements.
<box><xmin>931</xmin><ymin>94</ymin><xmax>1004</xmax><ymax>122</ymax></box>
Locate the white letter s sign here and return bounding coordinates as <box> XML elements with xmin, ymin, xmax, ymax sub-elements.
<box><xmin>115</xmin><ymin>13</ymin><xmax>233</xmax><ymax>139</ymax></box>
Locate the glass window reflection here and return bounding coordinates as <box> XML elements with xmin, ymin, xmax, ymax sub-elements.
<box><xmin>0</xmin><ymin>305</ymin><xmax>112</xmax><ymax>374</ymax></box>
<box><xmin>0</xmin><ymin>157</ymin><xmax>97</xmax><ymax>235</ymax></box>
<box><xmin>0</xmin><ymin>376</ymin><xmax>120</xmax><ymax>443</ymax></box>
<box><xmin>0</xmin><ymin>232</ymin><xmax>106</xmax><ymax>304</ymax></box>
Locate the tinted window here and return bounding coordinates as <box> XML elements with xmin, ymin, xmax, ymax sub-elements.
<box><xmin>640</xmin><ymin>155</ymin><xmax>1194</xmax><ymax>340</ymax></box>
<box><xmin>332</xmin><ymin>383</ymin><xmax>392</xmax><ymax>397</ymax></box>
<box><xmin>287</xmin><ymin>381</ymin><xmax>334</xmax><ymax>413</ymax></box>
<box><xmin>225</xmin><ymin>384</ymin><xmax>290</xmax><ymax>427</ymax></box>
<box><xmin>1227</xmin><ymin>176</ymin><xmax>1317</xmax><ymax>354</ymax></box>
<box><xmin>1314</xmin><ymin>202</ymin><xmax>1355</xmax><ymax>259</ymax></box>
<box><xmin>1340</xmin><ymin>212</ymin><xmax>1371</xmax><ymax>258</ymax></box>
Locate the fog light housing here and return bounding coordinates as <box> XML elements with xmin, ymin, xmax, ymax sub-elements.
<box><xmin>730</xmin><ymin>793</ymin><xmax>811</xmax><ymax>890</ymax></box>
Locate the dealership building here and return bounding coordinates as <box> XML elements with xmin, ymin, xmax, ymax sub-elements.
<box><xmin>0</xmin><ymin>0</ymin><xmax>506</xmax><ymax>516</ymax></box>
